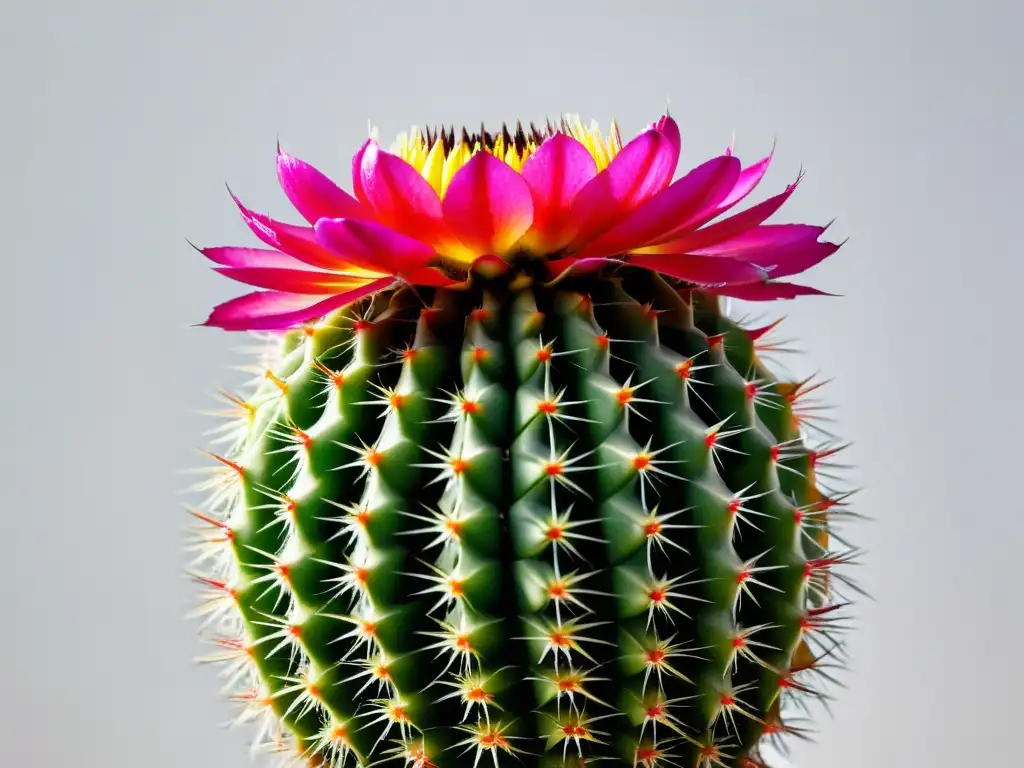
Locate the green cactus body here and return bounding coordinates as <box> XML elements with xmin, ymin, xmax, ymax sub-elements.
<box><xmin>190</xmin><ymin>263</ymin><xmax>850</xmax><ymax>768</ymax></box>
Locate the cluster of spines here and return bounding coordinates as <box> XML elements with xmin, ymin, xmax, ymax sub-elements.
<box><xmin>410</xmin><ymin>288</ymin><xmax>529</xmax><ymax>768</ymax></box>
<box><xmin>188</xmin><ymin>292</ymin><xmax>425</xmax><ymax>767</ymax></box>
<box><xmin>185</xmin><ymin>269</ymin><xmax>858</xmax><ymax>768</ymax></box>
<box><xmin>504</xmin><ymin>289</ymin><xmax>615</xmax><ymax>764</ymax></box>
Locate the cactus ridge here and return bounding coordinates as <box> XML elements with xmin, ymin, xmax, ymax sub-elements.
<box><xmin>188</xmin><ymin>265</ymin><xmax>856</xmax><ymax>768</ymax></box>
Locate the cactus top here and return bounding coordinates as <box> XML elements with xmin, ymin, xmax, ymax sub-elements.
<box><xmin>195</xmin><ymin>113</ymin><xmax>841</xmax><ymax>331</ymax></box>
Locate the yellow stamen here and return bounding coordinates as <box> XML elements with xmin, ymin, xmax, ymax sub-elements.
<box><xmin>389</xmin><ymin>115</ymin><xmax>622</xmax><ymax>199</ymax></box>
<box><xmin>421</xmin><ymin>139</ymin><xmax>446</xmax><ymax>195</ymax></box>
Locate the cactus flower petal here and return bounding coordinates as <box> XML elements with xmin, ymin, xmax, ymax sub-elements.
<box><xmin>708</xmin><ymin>279</ymin><xmax>835</xmax><ymax>300</ymax></box>
<box><xmin>720</xmin><ymin>236</ymin><xmax>842</xmax><ymax>279</ymax></box>
<box><xmin>653</xmin><ymin>113</ymin><xmax>682</xmax><ymax>159</ymax></box>
<box><xmin>629</xmin><ymin>252</ymin><xmax>769</xmax><ymax>284</ymax></box>
<box><xmin>519</xmin><ymin>133</ymin><xmax>598</xmax><ymax>253</ymax></box>
<box><xmin>710</xmin><ymin>149</ymin><xmax>774</xmax><ymax>217</ymax></box>
<box><xmin>566</xmin><ymin>127</ymin><xmax>677</xmax><ymax>246</ymax></box>
<box><xmin>522</xmin><ymin>133</ymin><xmax>598</xmax><ymax>213</ymax></box>
<box><xmin>633</xmin><ymin>175</ymin><xmax>803</xmax><ymax>254</ymax></box>
<box><xmin>694</xmin><ymin>223</ymin><xmax>829</xmax><ymax>256</ymax></box>
<box><xmin>350</xmin><ymin>137</ymin><xmax>376</xmax><ymax>206</ymax></box>
<box><xmin>314</xmin><ymin>217</ymin><xmax>436</xmax><ymax>274</ymax></box>
<box><xmin>202</xmin><ymin>278</ymin><xmax>392</xmax><ymax>330</ymax></box>
<box><xmin>212</xmin><ymin>267</ymin><xmax>383</xmax><ymax>294</ymax></box>
<box><xmin>358</xmin><ymin>142</ymin><xmax>448</xmax><ymax>243</ymax></box>
<box><xmin>276</xmin><ymin>149</ymin><xmax>369</xmax><ymax>225</ymax></box>
<box><xmin>229</xmin><ymin>190</ymin><xmax>348</xmax><ymax>271</ymax></box>
<box><xmin>441</xmin><ymin>151</ymin><xmax>534</xmax><ymax>258</ymax></box>
<box><xmin>576</xmin><ymin>155</ymin><xmax>741</xmax><ymax>259</ymax></box>
<box><xmin>401</xmin><ymin>266</ymin><xmax>464</xmax><ymax>287</ymax></box>
<box><xmin>196</xmin><ymin>246</ymin><xmax>322</xmax><ymax>270</ymax></box>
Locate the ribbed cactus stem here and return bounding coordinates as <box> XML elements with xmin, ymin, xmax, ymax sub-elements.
<box><xmin>189</xmin><ymin>264</ymin><xmax>855</xmax><ymax>768</ymax></box>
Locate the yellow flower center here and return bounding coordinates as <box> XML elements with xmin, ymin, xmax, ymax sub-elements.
<box><xmin>389</xmin><ymin>115</ymin><xmax>623</xmax><ymax>198</ymax></box>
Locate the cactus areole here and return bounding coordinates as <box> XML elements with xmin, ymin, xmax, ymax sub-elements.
<box><xmin>188</xmin><ymin>113</ymin><xmax>855</xmax><ymax>768</ymax></box>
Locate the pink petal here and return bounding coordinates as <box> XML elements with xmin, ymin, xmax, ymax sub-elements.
<box><xmin>351</xmin><ymin>138</ymin><xmax>376</xmax><ymax>206</ymax></box>
<box><xmin>359</xmin><ymin>144</ymin><xmax>449</xmax><ymax>245</ymax></box>
<box><xmin>203</xmin><ymin>278</ymin><xmax>393</xmax><ymax>331</ymax></box>
<box><xmin>196</xmin><ymin>245</ymin><xmax>313</xmax><ymax>269</ymax></box>
<box><xmin>631</xmin><ymin>153</ymin><xmax>769</xmax><ymax>248</ymax></box>
<box><xmin>229</xmin><ymin>189</ymin><xmax>344</xmax><ymax>270</ymax></box>
<box><xmin>654</xmin><ymin>114</ymin><xmax>682</xmax><ymax>163</ymax></box>
<box><xmin>565</xmin><ymin>129</ymin><xmax>676</xmax><ymax>247</ymax></box>
<box><xmin>574</xmin><ymin>156</ymin><xmax>740</xmax><ymax>260</ymax></box>
<box><xmin>712</xmin><ymin>149</ymin><xmax>774</xmax><ymax>216</ymax></box>
<box><xmin>715</xmin><ymin>237</ymin><xmax>841</xmax><ymax>280</ymax></box>
<box><xmin>277</xmin><ymin>149</ymin><xmax>369</xmax><ymax>225</ymax></box>
<box><xmin>613</xmin><ymin>126</ymin><xmax>678</xmax><ymax>198</ymax></box>
<box><xmin>636</xmin><ymin>175</ymin><xmax>802</xmax><ymax>254</ymax></box>
<box><xmin>213</xmin><ymin>267</ymin><xmax>378</xmax><ymax>294</ymax></box>
<box><xmin>646</xmin><ymin>159</ymin><xmax>788</xmax><ymax>248</ymax></box>
<box><xmin>442</xmin><ymin>152</ymin><xmax>534</xmax><ymax>257</ymax></box>
<box><xmin>628</xmin><ymin>253</ymin><xmax>769</xmax><ymax>284</ymax></box>
<box><xmin>522</xmin><ymin>134</ymin><xmax>597</xmax><ymax>210</ymax></box>
<box><xmin>520</xmin><ymin>134</ymin><xmax>598</xmax><ymax>253</ymax></box>
<box><xmin>314</xmin><ymin>217</ymin><xmax>436</xmax><ymax>274</ymax></box>
<box><xmin>693</xmin><ymin>224</ymin><xmax>828</xmax><ymax>256</ymax></box>
<box><xmin>403</xmin><ymin>267</ymin><xmax>463</xmax><ymax>287</ymax></box>
<box><xmin>705</xmin><ymin>281</ymin><xmax>834</xmax><ymax>300</ymax></box>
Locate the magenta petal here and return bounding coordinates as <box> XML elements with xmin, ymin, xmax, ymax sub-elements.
<box><xmin>694</xmin><ymin>224</ymin><xmax>828</xmax><ymax>256</ymax></box>
<box><xmin>402</xmin><ymin>267</ymin><xmax>463</xmax><ymax>287</ymax></box>
<box><xmin>706</xmin><ymin>281</ymin><xmax>834</xmax><ymax>301</ymax></box>
<box><xmin>197</xmin><ymin>246</ymin><xmax>313</xmax><ymax>269</ymax></box>
<box><xmin>690</xmin><ymin>224</ymin><xmax>841</xmax><ymax>279</ymax></box>
<box><xmin>213</xmin><ymin>267</ymin><xmax>374</xmax><ymax>293</ymax></box>
<box><xmin>644</xmin><ymin>175</ymin><xmax>803</xmax><ymax>252</ymax></box>
<box><xmin>522</xmin><ymin>134</ymin><xmax>597</xmax><ymax>210</ymax></box>
<box><xmin>719</xmin><ymin>238</ymin><xmax>841</xmax><ymax>279</ymax></box>
<box><xmin>654</xmin><ymin>114</ymin><xmax>682</xmax><ymax>164</ymax></box>
<box><xmin>713</xmin><ymin>150</ymin><xmax>773</xmax><ymax>214</ymax></box>
<box><xmin>203</xmin><ymin>278</ymin><xmax>393</xmax><ymax>331</ymax></box>
<box><xmin>520</xmin><ymin>134</ymin><xmax>597</xmax><ymax>251</ymax></box>
<box><xmin>631</xmin><ymin>154</ymin><xmax>767</xmax><ymax>248</ymax></box>
<box><xmin>575</xmin><ymin>156</ymin><xmax>741</xmax><ymax>259</ymax></box>
<box><xmin>351</xmin><ymin>138</ymin><xmax>376</xmax><ymax>206</ymax></box>
<box><xmin>442</xmin><ymin>152</ymin><xmax>533</xmax><ymax>257</ymax></box>
<box><xmin>229</xmin><ymin>190</ymin><xmax>344</xmax><ymax>270</ymax></box>
<box><xmin>360</xmin><ymin>143</ymin><xmax>447</xmax><ymax>242</ymax></box>
<box><xmin>277</xmin><ymin>149</ymin><xmax>369</xmax><ymax>225</ymax></box>
<box><xmin>566</xmin><ymin>129</ymin><xmax>675</xmax><ymax>246</ymax></box>
<box><xmin>628</xmin><ymin>253</ymin><xmax>769</xmax><ymax>284</ymax></box>
<box><xmin>611</xmin><ymin>127</ymin><xmax>677</xmax><ymax>199</ymax></box>
<box><xmin>314</xmin><ymin>217</ymin><xmax>435</xmax><ymax>274</ymax></box>
<box><xmin>679</xmin><ymin>152</ymin><xmax>773</xmax><ymax>233</ymax></box>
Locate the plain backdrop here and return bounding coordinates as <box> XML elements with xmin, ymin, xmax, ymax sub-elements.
<box><xmin>3</xmin><ymin>1</ymin><xmax>1022</xmax><ymax>766</ymax></box>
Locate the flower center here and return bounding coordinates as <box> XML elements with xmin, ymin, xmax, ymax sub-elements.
<box><xmin>390</xmin><ymin>115</ymin><xmax>623</xmax><ymax>198</ymax></box>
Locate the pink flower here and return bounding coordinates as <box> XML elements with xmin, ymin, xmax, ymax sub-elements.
<box><xmin>196</xmin><ymin>115</ymin><xmax>840</xmax><ymax>330</ymax></box>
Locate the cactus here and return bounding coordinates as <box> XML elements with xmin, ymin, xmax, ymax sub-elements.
<box><xmin>187</xmin><ymin>115</ymin><xmax>855</xmax><ymax>768</ymax></box>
